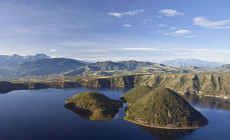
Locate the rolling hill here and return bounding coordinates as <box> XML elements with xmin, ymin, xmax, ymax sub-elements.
<box><xmin>64</xmin><ymin>61</ymin><xmax>184</xmax><ymax>76</ymax></box>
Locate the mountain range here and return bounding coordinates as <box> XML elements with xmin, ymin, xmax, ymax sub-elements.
<box><xmin>16</xmin><ymin>58</ymin><xmax>86</xmax><ymax>76</ymax></box>
<box><xmin>0</xmin><ymin>54</ymin><xmax>228</xmax><ymax>78</ymax></box>
<box><xmin>162</xmin><ymin>59</ymin><xmax>223</xmax><ymax>67</ymax></box>
<box><xmin>0</xmin><ymin>54</ymin><xmax>86</xmax><ymax>77</ymax></box>
<box><xmin>0</xmin><ymin>54</ymin><xmax>50</xmax><ymax>69</ymax></box>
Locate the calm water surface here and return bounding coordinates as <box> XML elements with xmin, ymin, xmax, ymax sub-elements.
<box><xmin>0</xmin><ymin>87</ymin><xmax>230</xmax><ymax>140</ymax></box>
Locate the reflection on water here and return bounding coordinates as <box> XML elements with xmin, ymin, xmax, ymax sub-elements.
<box><xmin>138</xmin><ymin>125</ymin><xmax>195</xmax><ymax>140</ymax></box>
<box><xmin>64</xmin><ymin>103</ymin><xmax>92</xmax><ymax>119</ymax></box>
<box><xmin>182</xmin><ymin>95</ymin><xmax>230</xmax><ymax>111</ymax></box>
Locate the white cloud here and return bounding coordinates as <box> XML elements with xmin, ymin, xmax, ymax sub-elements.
<box><xmin>174</xmin><ymin>29</ymin><xmax>191</xmax><ymax>34</ymax></box>
<box><xmin>159</xmin><ymin>9</ymin><xmax>184</xmax><ymax>17</ymax></box>
<box><xmin>107</xmin><ymin>12</ymin><xmax>122</xmax><ymax>18</ymax></box>
<box><xmin>193</xmin><ymin>17</ymin><xmax>230</xmax><ymax>29</ymax></box>
<box><xmin>50</xmin><ymin>49</ymin><xmax>57</xmax><ymax>52</ymax></box>
<box><xmin>123</xmin><ymin>24</ymin><xmax>131</xmax><ymax>27</ymax></box>
<box><xmin>165</xmin><ymin>29</ymin><xmax>191</xmax><ymax>36</ymax></box>
<box><xmin>158</xmin><ymin>24</ymin><xmax>167</xmax><ymax>27</ymax></box>
<box><xmin>108</xmin><ymin>9</ymin><xmax>144</xmax><ymax>18</ymax></box>
<box><xmin>124</xmin><ymin>9</ymin><xmax>144</xmax><ymax>15</ymax></box>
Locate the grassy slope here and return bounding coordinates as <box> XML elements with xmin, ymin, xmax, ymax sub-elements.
<box><xmin>125</xmin><ymin>87</ymin><xmax>208</xmax><ymax>129</ymax></box>
<box><xmin>120</xmin><ymin>85</ymin><xmax>153</xmax><ymax>104</ymax></box>
<box><xmin>65</xmin><ymin>91</ymin><xmax>122</xmax><ymax>120</ymax></box>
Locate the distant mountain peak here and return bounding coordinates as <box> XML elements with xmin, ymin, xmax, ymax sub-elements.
<box><xmin>34</xmin><ymin>54</ymin><xmax>50</xmax><ymax>58</ymax></box>
<box><xmin>25</xmin><ymin>54</ymin><xmax>50</xmax><ymax>59</ymax></box>
<box><xmin>162</xmin><ymin>59</ymin><xmax>223</xmax><ymax>67</ymax></box>
<box><xmin>12</xmin><ymin>54</ymin><xmax>21</xmax><ymax>57</ymax></box>
<box><xmin>11</xmin><ymin>54</ymin><xmax>24</xmax><ymax>59</ymax></box>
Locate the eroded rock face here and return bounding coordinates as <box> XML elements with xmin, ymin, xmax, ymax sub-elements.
<box><xmin>0</xmin><ymin>81</ymin><xmax>28</xmax><ymax>93</ymax></box>
<box><xmin>122</xmin><ymin>86</ymin><xmax>208</xmax><ymax>129</ymax></box>
<box><xmin>79</xmin><ymin>74</ymin><xmax>230</xmax><ymax>98</ymax></box>
<box><xmin>65</xmin><ymin>91</ymin><xmax>122</xmax><ymax>120</ymax></box>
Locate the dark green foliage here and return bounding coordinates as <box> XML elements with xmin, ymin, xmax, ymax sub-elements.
<box><xmin>125</xmin><ymin>87</ymin><xmax>208</xmax><ymax>128</ymax></box>
<box><xmin>123</xmin><ymin>76</ymin><xmax>135</xmax><ymax>87</ymax></box>
<box><xmin>93</xmin><ymin>60</ymin><xmax>154</xmax><ymax>71</ymax></box>
<box><xmin>65</xmin><ymin>91</ymin><xmax>122</xmax><ymax>120</ymax></box>
<box><xmin>64</xmin><ymin>67</ymin><xmax>87</xmax><ymax>76</ymax></box>
<box><xmin>28</xmin><ymin>83</ymin><xmax>49</xmax><ymax>89</ymax></box>
<box><xmin>120</xmin><ymin>85</ymin><xmax>153</xmax><ymax>104</ymax></box>
<box><xmin>192</xmin><ymin>75</ymin><xmax>200</xmax><ymax>91</ymax></box>
<box><xmin>0</xmin><ymin>81</ymin><xmax>28</xmax><ymax>93</ymax></box>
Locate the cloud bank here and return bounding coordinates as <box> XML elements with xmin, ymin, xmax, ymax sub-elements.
<box><xmin>159</xmin><ymin>9</ymin><xmax>184</xmax><ymax>17</ymax></box>
<box><xmin>193</xmin><ymin>17</ymin><xmax>230</xmax><ymax>29</ymax></box>
<box><xmin>165</xmin><ymin>29</ymin><xmax>191</xmax><ymax>36</ymax></box>
<box><xmin>123</xmin><ymin>24</ymin><xmax>131</xmax><ymax>27</ymax></box>
<box><xmin>108</xmin><ymin>9</ymin><xmax>144</xmax><ymax>18</ymax></box>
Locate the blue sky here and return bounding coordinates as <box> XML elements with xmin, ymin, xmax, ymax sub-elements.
<box><xmin>1</xmin><ymin>0</ymin><xmax>230</xmax><ymax>63</ymax></box>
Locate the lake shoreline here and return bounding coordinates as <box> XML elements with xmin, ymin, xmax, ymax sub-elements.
<box><xmin>124</xmin><ymin>115</ymin><xmax>203</xmax><ymax>130</ymax></box>
<box><xmin>1</xmin><ymin>83</ymin><xmax>229</xmax><ymax>100</ymax></box>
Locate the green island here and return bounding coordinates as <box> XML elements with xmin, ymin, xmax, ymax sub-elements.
<box><xmin>65</xmin><ymin>91</ymin><xmax>122</xmax><ymax>120</ymax></box>
<box><xmin>122</xmin><ymin>86</ymin><xmax>208</xmax><ymax>129</ymax></box>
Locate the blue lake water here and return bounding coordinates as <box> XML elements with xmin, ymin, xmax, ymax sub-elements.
<box><xmin>0</xmin><ymin>87</ymin><xmax>230</xmax><ymax>140</ymax></box>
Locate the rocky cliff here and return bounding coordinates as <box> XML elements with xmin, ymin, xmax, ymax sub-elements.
<box><xmin>80</xmin><ymin>74</ymin><xmax>230</xmax><ymax>98</ymax></box>
<box><xmin>2</xmin><ymin>74</ymin><xmax>230</xmax><ymax>98</ymax></box>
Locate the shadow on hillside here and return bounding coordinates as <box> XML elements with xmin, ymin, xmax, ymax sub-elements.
<box><xmin>64</xmin><ymin>103</ymin><xmax>120</xmax><ymax>121</ymax></box>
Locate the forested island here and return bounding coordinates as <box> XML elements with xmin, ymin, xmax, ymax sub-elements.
<box><xmin>64</xmin><ymin>86</ymin><xmax>208</xmax><ymax>129</ymax></box>
<box><xmin>121</xmin><ymin>86</ymin><xmax>208</xmax><ymax>129</ymax></box>
<box><xmin>65</xmin><ymin>91</ymin><xmax>122</xmax><ymax>120</ymax></box>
